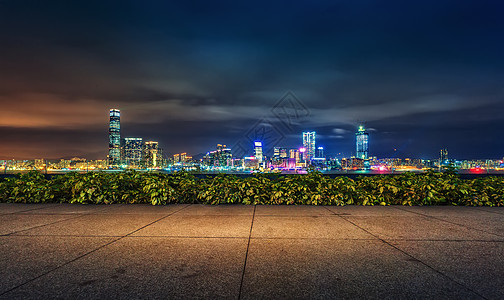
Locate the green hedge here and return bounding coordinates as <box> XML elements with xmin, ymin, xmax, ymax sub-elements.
<box><xmin>0</xmin><ymin>171</ymin><xmax>503</xmax><ymax>206</ymax></box>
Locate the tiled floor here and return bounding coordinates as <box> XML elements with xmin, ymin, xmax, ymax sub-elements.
<box><xmin>1</xmin><ymin>203</ymin><xmax>503</xmax><ymax>299</ymax></box>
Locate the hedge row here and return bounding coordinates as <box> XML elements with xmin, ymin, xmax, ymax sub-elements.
<box><xmin>0</xmin><ymin>171</ymin><xmax>503</xmax><ymax>206</ymax></box>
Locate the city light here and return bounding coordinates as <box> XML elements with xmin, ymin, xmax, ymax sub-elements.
<box><xmin>1</xmin><ymin>108</ymin><xmax>503</xmax><ymax>175</ymax></box>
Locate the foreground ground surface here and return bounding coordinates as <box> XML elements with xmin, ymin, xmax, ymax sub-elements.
<box><xmin>0</xmin><ymin>204</ymin><xmax>503</xmax><ymax>299</ymax></box>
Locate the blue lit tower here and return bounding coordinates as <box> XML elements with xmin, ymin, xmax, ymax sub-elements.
<box><xmin>254</xmin><ymin>141</ymin><xmax>263</xmax><ymax>163</ymax></box>
<box><xmin>108</xmin><ymin>109</ymin><xmax>121</xmax><ymax>165</ymax></box>
<box><xmin>317</xmin><ymin>146</ymin><xmax>325</xmax><ymax>158</ymax></box>
<box><xmin>356</xmin><ymin>125</ymin><xmax>369</xmax><ymax>159</ymax></box>
<box><xmin>302</xmin><ymin>131</ymin><xmax>316</xmax><ymax>161</ymax></box>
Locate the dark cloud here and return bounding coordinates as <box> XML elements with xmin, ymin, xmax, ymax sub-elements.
<box><xmin>0</xmin><ymin>0</ymin><xmax>503</xmax><ymax>159</ymax></box>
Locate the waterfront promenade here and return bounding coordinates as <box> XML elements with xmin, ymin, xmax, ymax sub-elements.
<box><xmin>1</xmin><ymin>204</ymin><xmax>503</xmax><ymax>299</ymax></box>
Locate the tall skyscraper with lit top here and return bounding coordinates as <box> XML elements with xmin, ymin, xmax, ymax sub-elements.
<box><xmin>356</xmin><ymin>125</ymin><xmax>369</xmax><ymax>159</ymax></box>
<box><xmin>302</xmin><ymin>131</ymin><xmax>316</xmax><ymax>161</ymax></box>
<box><xmin>254</xmin><ymin>141</ymin><xmax>263</xmax><ymax>163</ymax></box>
<box><xmin>108</xmin><ymin>109</ymin><xmax>121</xmax><ymax>166</ymax></box>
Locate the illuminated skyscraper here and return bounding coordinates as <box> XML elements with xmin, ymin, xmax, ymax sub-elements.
<box><xmin>202</xmin><ymin>144</ymin><xmax>233</xmax><ymax>167</ymax></box>
<box><xmin>317</xmin><ymin>146</ymin><xmax>325</xmax><ymax>158</ymax></box>
<box><xmin>302</xmin><ymin>131</ymin><xmax>316</xmax><ymax>161</ymax></box>
<box><xmin>108</xmin><ymin>109</ymin><xmax>121</xmax><ymax>166</ymax></box>
<box><xmin>144</xmin><ymin>141</ymin><xmax>159</xmax><ymax>168</ymax></box>
<box><xmin>254</xmin><ymin>141</ymin><xmax>263</xmax><ymax>163</ymax></box>
<box><xmin>356</xmin><ymin>125</ymin><xmax>369</xmax><ymax>159</ymax></box>
<box><xmin>440</xmin><ymin>149</ymin><xmax>448</xmax><ymax>165</ymax></box>
<box><xmin>274</xmin><ymin>147</ymin><xmax>288</xmax><ymax>158</ymax></box>
<box><xmin>124</xmin><ymin>138</ymin><xmax>143</xmax><ymax>167</ymax></box>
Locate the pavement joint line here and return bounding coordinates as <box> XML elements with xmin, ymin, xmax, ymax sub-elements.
<box><xmin>5</xmin><ymin>234</ymin><xmax>504</xmax><ymax>242</ymax></box>
<box><xmin>250</xmin><ymin>214</ymin><xmax>340</xmax><ymax>217</ymax></box>
<box><xmin>238</xmin><ymin>205</ymin><xmax>256</xmax><ymax>300</ymax></box>
<box><xmin>4</xmin><ymin>235</ymin><xmax>125</xmax><ymax>238</ymax></box>
<box><xmin>386</xmin><ymin>239</ymin><xmax>504</xmax><ymax>242</ymax></box>
<box><xmin>321</xmin><ymin>207</ymin><xmax>489</xmax><ymax>300</ymax></box>
<box><xmin>0</xmin><ymin>203</ymin><xmax>63</xmax><ymax>216</ymax></box>
<box><xmin>394</xmin><ymin>206</ymin><xmax>504</xmax><ymax>239</ymax></box>
<box><xmin>0</xmin><ymin>204</ymin><xmax>191</xmax><ymax>297</ymax></box>
<box><xmin>474</xmin><ymin>207</ymin><xmax>504</xmax><ymax>216</ymax></box>
<box><xmin>2</xmin><ymin>213</ymin><xmax>89</xmax><ymax>237</ymax></box>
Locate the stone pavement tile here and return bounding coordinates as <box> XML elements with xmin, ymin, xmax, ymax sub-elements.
<box><xmin>0</xmin><ymin>214</ymin><xmax>77</xmax><ymax>235</ymax></box>
<box><xmin>255</xmin><ymin>205</ymin><xmax>333</xmax><ymax>216</ymax></box>
<box><xmin>96</xmin><ymin>203</ymin><xmax>189</xmax><ymax>215</ymax></box>
<box><xmin>241</xmin><ymin>239</ymin><xmax>480</xmax><ymax>299</ymax></box>
<box><xmin>173</xmin><ymin>204</ymin><xmax>254</xmax><ymax>216</ymax></box>
<box><xmin>131</xmin><ymin>215</ymin><xmax>253</xmax><ymax>237</ymax></box>
<box><xmin>393</xmin><ymin>240</ymin><xmax>504</xmax><ymax>299</ymax></box>
<box><xmin>397</xmin><ymin>206</ymin><xmax>497</xmax><ymax>217</ymax></box>
<box><xmin>18</xmin><ymin>203</ymin><xmax>112</xmax><ymax>214</ymax></box>
<box><xmin>346</xmin><ymin>216</ymin><xmax>502</xmax><ymax>241</ymax></box>
<box><xmin>325</xmin><ymin>205</ymin><xmax>416</xmax><ymax>216</ymax></box>
<box><xmin>0</xmin><ymin>236</ymin><xmax>114</xmax><ymax>295</ymax></box>
<box><xmin>0</xmin><ymin>203</ymin><xmax>61</xmax><ymax>215</ymax></box>
<box><xmin>1</xmin><ymin>237</ymin><xmax>247</xmax><ymax>300</ymax></box>
<box><xmin>13</xmin><ymin>214</ymin><xmax>164</xmax><ymax>237</ymax></box>
<box><xmin>251</xmin><ymin>216</ymin><xmax>375</xmax><ymax>239</ymax></box>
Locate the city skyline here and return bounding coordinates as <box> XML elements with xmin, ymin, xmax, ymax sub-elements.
<box><xmin>1</xmin><ymin>1</ymin><xmax>503</xmax><ymax>160</ymax></box>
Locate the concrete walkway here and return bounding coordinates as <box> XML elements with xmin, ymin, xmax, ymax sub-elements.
<box><xmin>0</xmin><ymin>204</ymin><xmax>503</xmax><ymax>299</ymax></box>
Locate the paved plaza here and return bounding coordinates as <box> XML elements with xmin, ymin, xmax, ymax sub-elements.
<box><xmin>0</xmin><ymin>203</ymin><xmax>503</xmax><ymax>299</ymax></box>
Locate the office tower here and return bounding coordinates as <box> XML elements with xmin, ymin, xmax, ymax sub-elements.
<box><xmin>317</xmin><ymin>146</ymin><xmax>325</xmax><ymax>158</ymax></box>
<box><xmin>254</xmin><ymin>141</ymin><xmax>263</xmax><ymax>163</ymax></box>
<box><xmin>274</xmin><ymin>147</ymin><xmax>280</xmax><ymax>158</ymax></box>
<box><xmin>302</xmin><ymin>132</ymin><xmax>316</xmax><ymax>161</ymax></box>
<box><xmin>290</xmin><ymin>149</ymin><xmax>300</xmax><ymax>163</ymax></box>
<box><xmin>124</xmin><ymin>138</ymin><xmax>143</xmax><ymax>167</ymax></box>
<box><xmin>274</xmin><ymin>147</ymin><xmax>288</xmax><ymax>159</ymax></box>
<box><xmin>202</xmin><ymin>144</ymin><xmax>233</xmax><ymax>167</ymax></box>
<box><xmin>173</xmin><ymin>154</ymin><xmax>180</xmax><ymax>163</ymax></box>
<box><xmin>279</xmin><ymin>148</ymin><xmax>288</xmax><ymax>158</ymax></box>
<box><xmin>144</xmin><ymin>141</ymin><xmax>159</xmax><ymax>168</ymax></box>
<box><xmin>440</xmin><ymin>149</ymin><xmax>448</xmax><ymax>163</ymax></box>
<box><xmin>356</xmin><ymin>125</ymin><xmax>369</xmax><ymax>159</ymax></box>
<box><xmin>108</xmin><ymin>109</ymin><xmax>121</xmax><ymax>166</ymax></box>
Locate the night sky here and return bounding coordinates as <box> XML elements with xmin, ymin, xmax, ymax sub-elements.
<box><xmin>1</xmin><ymin>0</ymin><xmax>503</xmax><ymax>160</ymax></box>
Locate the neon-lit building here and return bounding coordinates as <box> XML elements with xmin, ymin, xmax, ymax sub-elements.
<box><xmin>317</xmin><ymin>146</ymin><xmax>325</xmax><ymax>158</ymax></box>
<box><xmin>290</xmin><ymin>149</ymin><xmax>300</xmax><ymax>162</ymax></box>
<box><xmin>356</xmin><ymin>125</ymin><xmax>369</xmax><ymax>159</ymax></box>
<box><xmin>124</xmin><ymin>137</ymin><xmax>143</xmax><ymax>167</ymax></box>
<box><xmin>108</xmin><ymin>109</ymin><xmax>121</xmax><ymax>166</ymax></box>
<box><xmin>144</xmin><ymin>141</ymin><xmax>160</xmax><ymax>168</ymax></box>
<box><xmin>203</xmin><ymin>144</ymin><xmax>233</xmax><ymax>167</ymax></box>
<box><xmin>254</xmin><ymin>141</ymin><xmax>263</xmax><ymax>163</ymax></box>
<box><xmin>302</xmin><ymin>132</ymin><xmax>316</xmax><ymax>161</ymax></box>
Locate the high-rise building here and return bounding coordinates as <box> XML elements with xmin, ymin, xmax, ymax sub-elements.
<box><xmin>302</xmin><ymin>132</ymin><xmax>316</xmax><ymax>161</ymax></box>
<box><xmin>273</xmin><ymin>147</ymin><xmax>288</xmax><ymax>159</ymax></box>
<box><xmin>356</xmin><ymin>125</ymin><xmax>369</xmax><ymax>159</ymax></box>
<box><xmin>124</xmin><ymin>137</ymin><xmax>143</xmax><ymax>167</ymax></box>
<box><xmin>317</xmin><ymin>146</ymin><xmax>325</xmax><ymax>158</ymax></box>
<box><xmin>440</xmin><ymin>149</ymin><xmax>448</xmax><ymax>163</ymax></box>
<box><xmin>290</xmin><ymin>149</ymin><xmax>300</xmax><ymax>163</ymax></box>
<box><xmin>202</xmin><ymin>144</ymin><xmax>233</xmax><ymax>167</ymax></box>
<box><xmin>108</xmin><ymin>109</ymin><xmax>121</xmax><ymax>166</ymax></box>
<box><xmin>144</xmin><ymin>141</ymin><xmax>159</xmax><ymax>168</ymax></box>
<box><xmin>254</xmin><ymin>141</ymin><xmax>263</xmax><ymax>163</ymax></box>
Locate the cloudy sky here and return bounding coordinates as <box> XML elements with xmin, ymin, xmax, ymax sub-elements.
<box><xmin>1</xmin><ymin>0</ymin><xmax>503</xmax><ymax>160</ymax></box>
